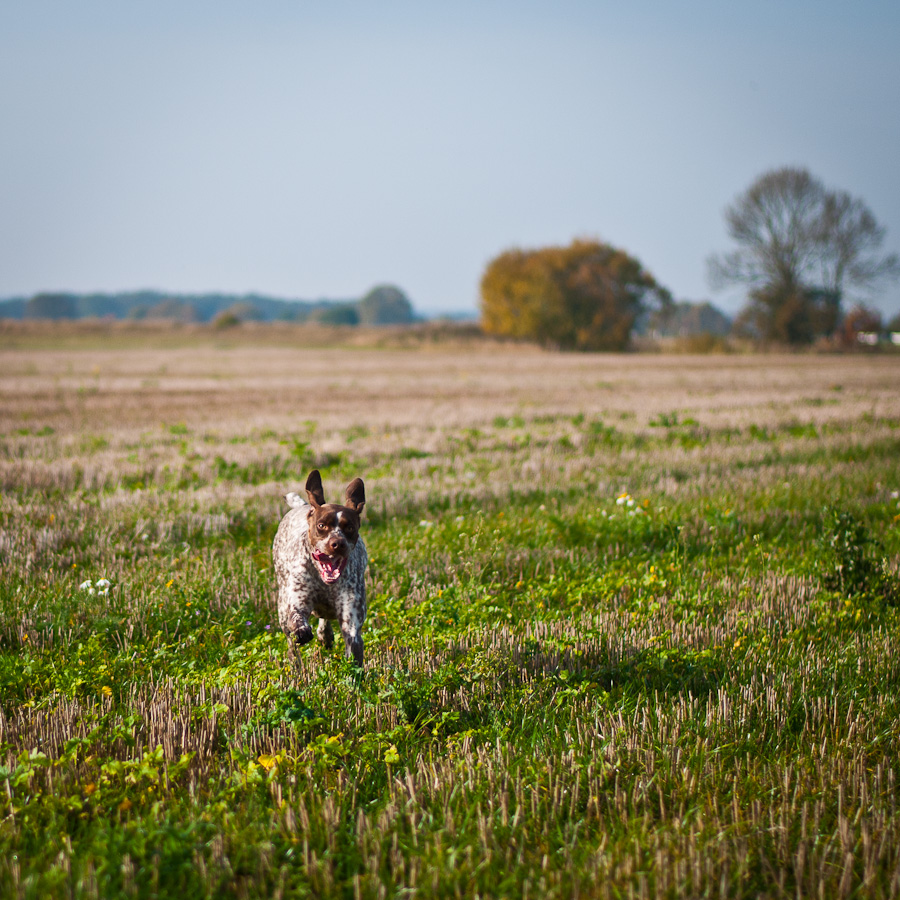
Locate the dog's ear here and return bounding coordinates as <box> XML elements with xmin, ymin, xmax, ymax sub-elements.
<box><xmin>305</xmin><ymin>470</ymin><xmax>326</xmax><ymax>508</ymax></box>
<box><xmin>344</xmin><ymin>478</ymin><xmax>366</xmax><ymax>514</ymax></box>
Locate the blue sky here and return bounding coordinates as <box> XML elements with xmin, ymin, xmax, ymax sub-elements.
<box><xmin>2</xmin><ymin>1</ymin><xmax>899</xmax><ymax>318</ymax></box>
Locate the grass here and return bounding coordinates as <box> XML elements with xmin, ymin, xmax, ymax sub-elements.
<box><xmin>1</xmin><ymin>331</ymin><xmax>900</xmax><ymax>898</ymax></box>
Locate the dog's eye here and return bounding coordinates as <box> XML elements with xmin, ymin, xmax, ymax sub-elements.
<box><xmin>317</xmin><ymin>523</ymin><xmax>328</xmax><ymax>533</ymax></box>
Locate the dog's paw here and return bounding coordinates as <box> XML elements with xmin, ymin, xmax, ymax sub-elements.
<box><xmin>292</xmin><ymin>624</ymin><xmax>314</xmax><ymax>646</ymax></box>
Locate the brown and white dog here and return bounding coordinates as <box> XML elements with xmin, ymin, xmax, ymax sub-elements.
<box><xmin>273</xmin><ymin>470</ymin><xmax>368</xmax><ymax>666</ymax></box>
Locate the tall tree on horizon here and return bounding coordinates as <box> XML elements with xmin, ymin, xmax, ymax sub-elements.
<box><xmin>708</xmin><ymin>167</ymin><xmax>900</xmax><ymax>343</ymax></box>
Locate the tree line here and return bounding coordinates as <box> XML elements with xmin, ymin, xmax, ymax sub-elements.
<box><xmin>0</xmin><ymin>285</ymin><xmax>417</xmax><ymax>328</ymax></box>
<box><xmin>480</xmin><ymin>166</ymin><xmax>899</xmax><ymax>350</ymax></box>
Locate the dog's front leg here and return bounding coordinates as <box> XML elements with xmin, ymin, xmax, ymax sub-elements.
<box><xmin>341</xmin><ymin>628</ymin><xmax>363</xmax><ymax>667</ymax></box>
<box><xmin>317</xmin><ymin>618</ymin><xmax>334</xmax><ymax>649</ymax></box>
<box><xmin>286</xmin><ymin>604</ymin><xmax>314</xmax><ymax>647</ymax></box>
<box><xmin>337</xmin><ymin>597</ymin><xmax>365</xmax><ymax>667</ymax></box>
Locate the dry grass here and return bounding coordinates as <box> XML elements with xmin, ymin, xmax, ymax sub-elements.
<box><xmin>1</xmin><ymin>325</ymin><xmax>900</xmax><ymax>898</ymax></box>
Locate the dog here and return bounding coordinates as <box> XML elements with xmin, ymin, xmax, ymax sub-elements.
<box><xmin>273</xmin><ymin>470</ymin><xmax>368</xmax><ymax>666</ymax></box>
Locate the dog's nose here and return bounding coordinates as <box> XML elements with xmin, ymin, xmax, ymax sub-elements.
<box><xmin>328</xmin><ymin>535</ymin><xmax>347</xmax><ymax>553</ymax></box>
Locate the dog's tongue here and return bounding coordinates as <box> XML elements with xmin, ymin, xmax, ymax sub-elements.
<box><xmin>314</xmin><ymin>551</ymin><xmax>347</xmax><ymax>584</ymax></box>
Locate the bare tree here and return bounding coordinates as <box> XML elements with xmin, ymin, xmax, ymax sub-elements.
<box><xmin>818</xmin><ymin>190</ymin><xmax>900</xmax><ymax>298</ymax></box>
<box><xmin>708</xmin><ymin>167</ymin><xmax>899</xmax><ymax>343</ymax></box>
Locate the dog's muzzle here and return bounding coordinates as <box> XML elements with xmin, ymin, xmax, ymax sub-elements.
<box><xmin>312</xmin><ymin>549</ymin><xmax>348</xmax><ymax>584</ymax></box>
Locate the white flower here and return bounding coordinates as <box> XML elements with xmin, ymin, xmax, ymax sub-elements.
<box><xmin>96</xmin><ymin>578</ymin><xmax>111</xmax><ymax>589</ymax></box>
<box><xmin>79</xmin><ymin>580</ymin><xmax>93</xmax><ymax>591</ymax></box>
<box><xmin>419</xmin><ymin>520</ymin><xmax>433</xmax><ymax>529</ymax></box>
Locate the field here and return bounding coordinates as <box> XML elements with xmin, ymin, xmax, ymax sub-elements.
<box><xmin>2</xmin><ymin>324</ymin><xmax>900</xmax><ymax>898</ymax></box>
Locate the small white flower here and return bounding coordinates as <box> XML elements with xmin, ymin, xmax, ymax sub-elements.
<box><xmin>79</xmin><ymin>580</ymin><xmax>93</xmax><ymax>591</ymax></box>
<box><xmin>96</xmin><ymin>578</ymin><xmax>111</xmax><ymax>589</ymax></box>
<box><xmin>419</xmin><ymin>520</ymin><xmax>433</xmax><ymax>529</ymax></box>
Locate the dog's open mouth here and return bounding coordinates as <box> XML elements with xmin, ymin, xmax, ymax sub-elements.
<box><xmin>312</xmin><ymin>550</ymin><xmax>348</xmax><ymax>584</ymax></box>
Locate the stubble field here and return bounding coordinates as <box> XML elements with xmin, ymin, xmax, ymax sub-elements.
<box><xmin>2</xmin><ymin>324</ymin><xmax>900</xmax><ymax>898</ymax></box>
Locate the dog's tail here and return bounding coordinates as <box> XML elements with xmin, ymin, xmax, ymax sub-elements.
<box><xmin>285</xmin><ymin>492</ymin><xmax>307</xmax><ymax>509</ymax></box>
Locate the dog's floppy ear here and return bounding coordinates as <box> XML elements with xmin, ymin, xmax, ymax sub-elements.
<box><xmin>344</xmin><ymin>478</ymin><xmax>366</xmax><ymax>514</ymax></box>
<box><xmin>305</xmin><ymin>470</ymin><xmax>326</xmax><ymax>508</ymax></box>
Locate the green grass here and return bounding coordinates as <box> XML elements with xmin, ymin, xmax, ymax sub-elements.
<box><xmin>2</xmin><ymin>361</ymin><xmax>900</xmax><ymax>897</ymax></box>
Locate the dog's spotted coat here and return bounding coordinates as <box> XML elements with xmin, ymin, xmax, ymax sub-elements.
<box><xmin>273</xmin><ymin>470</ymin><xmax>368</xmax><ymax>666</ymax></box>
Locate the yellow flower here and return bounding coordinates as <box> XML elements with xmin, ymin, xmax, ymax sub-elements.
<box><xmin>166</xmin><ymin>579</ymin><xmax>174</xmax><ymax>588</ymax></box>
<box><xmin>101</xmin><ymin>686</ymin><xmax>112</xmax><ymax>697</ymax></box>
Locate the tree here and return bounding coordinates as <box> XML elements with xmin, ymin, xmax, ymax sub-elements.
<box><xmin>357</xmin><ymin>285</ymin><xmax>415</xmax><ymax>326</ymax></box>
<box><xmin>310</xmin><ymin>303</ymin><xmax>360</xmax><ymax>326</ymax></box>
<box><xmin>480</xmin><ymin>239</ymin><xmax>671</xmax><ymax>351</ymax></box>
<box><xmin>648</xmin><ymin>300</ymin><xmax>731</xmax><ymax>338</ymax></box>
<box><xmin>144</xmin><ymin>299</ymin><xmax>198</xmax><ymax>322</ymax></box>
<box><xmin>839</xmin><ymin>305</ymin><xmax>883</xmax><ymax>348</ymax></box>
<box><xmin>24</xmin><ymin>293</ymin><xmax>77</xmax><ymax>320</ymax></box>
<box><xmin>708</xmin><ymin>167</ymin><xmax>900</xmax><ymax>343</ymax></box>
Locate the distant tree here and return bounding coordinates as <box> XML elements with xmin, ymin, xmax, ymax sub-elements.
<box><xmin>839</xmin><ymin>305</ymin><xmax>883</xmax><ymax>348</ymax></box>
<box><xmin>212</xmin><ymin>311</ymin><xmax>242</xmax><ymax>329</ymax></box>
<box><xmin>887</xmin><ymin>311</ymin><xmax>900</xmax><ymax>333</ymax></box>
<box><xmin>76</xmin><ymin>294</ymin><xmax>129</xmax><ymax>318</ymax></box>
<box><xmin>708</xmin><ymin>167</ymin><xmax>900</xmax><ymax>344</ymax></box>
<box><xmin>480</xmin><ymin>239</ymin><xmax>671</xmax><ymax>351</ymax></box>
<box><xmin>648</xmin><ymin>300</ymin><xmax>731</xmax><ymax>338</ymax></box>
<box><xmin>357</xmin><ymin>285</ymin><xmax>415</xmax><ymax>326</ymax></box>
<box><xmin>24</xmin><ymin>293</ymin><xmax>77</xmax><ymax>320</ymax></box>
<box><xmin>310</xmin><ymin>303</ymin><xmax>360</xmax><ymax>326</ymax></box>
<box><xmin>145</xmin><ymin>299</ymin><xmax>198</xmax><ymax>322</ymax></box>
<box><xmin>0</xmin><ymin>298</ymin><xmax>27</xmax><ymax>319</ymax></box>
<box><xmin>221</xmin><ymin>302</ymin><xmax>263</xmax><ymax>322</ymax></box>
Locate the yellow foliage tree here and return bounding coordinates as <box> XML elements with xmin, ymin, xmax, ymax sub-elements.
<box><xmin>480</xmin><ymin>239</ymin><xmax>671</xmax><ymax>351</ymax></box>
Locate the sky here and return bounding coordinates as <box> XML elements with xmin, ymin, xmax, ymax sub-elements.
<box><xmin>1</xmin><ymin>0</ymin><xmax>899</xmax><ymax>319</ymax></box>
